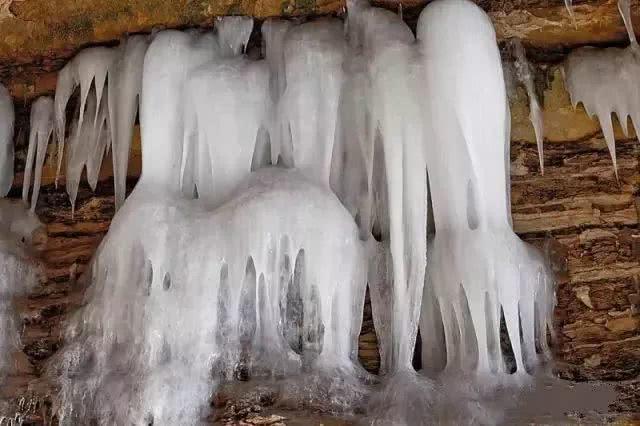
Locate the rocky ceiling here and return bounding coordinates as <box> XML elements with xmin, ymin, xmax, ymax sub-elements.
<box><xmin>0</xmin><ymin>0</ymin><xmax>638</xmax><ymax>103</ymax></box>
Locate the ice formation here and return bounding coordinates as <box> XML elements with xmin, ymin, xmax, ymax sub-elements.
<box><xmin>53</xmin><ymin>37</ymin><xmax>148</xmax><ymax>211</ymax></box>
<box><xmin>563</xmin><ymin>0</ymin><xmax>640</xmax><ymax>179</ymax></box>
<box><xmin>42</xmin><ymin>0</ymin><xmax>560</xmax><ymax>424</ymax></box>
<box><xmin>22</xmin><ymin>97</ymin><xmax>54</xmax><ymax>211</ymax></box>
<box><xmin>417</xmin><ymin>0</ymin><xmax>554</xmax><ymax>375</ymax></box>
<box><xmin>0</xmin><ymin>85</ymin><xmax>14</xmax><ymax>197</ymax></box>
<box><xmin>509</xmin><ymin>39</ymin><xmax>545</xmax><ymax>174</ymax></box>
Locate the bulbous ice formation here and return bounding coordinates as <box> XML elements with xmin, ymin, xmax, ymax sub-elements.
<box><xmin>417</xmin><ymin>0</ymin><xmax>554</xmax><ymax>375</ymax></box>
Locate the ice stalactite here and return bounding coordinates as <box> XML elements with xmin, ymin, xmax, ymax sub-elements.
<box><xmin>563</xmin><ymin>0</ymin><xmax>640</xmax><ymax>180</ymax></box>
<box><xmin>53</xmin><ymin>17</ymin><xmax>368</xmax><ymax>425</ymax></box>
<box><xmin>345</xmin><ymin>0</ymin><xmax>428</xmax><ymax>374</ymax></box>
<box><xmin>0</xmin><ymin>85</ymin><xmax>14</xmax><ymax>197</ymax></box>
<box><xmin>508</xmin><ymin>39</ymin><xmax>545</xmax><ymax>174</ymax></box>
<box><xmin>108</xmin><ymin>35</ymin><xmax>149</xmax><ymax>210</ymax></box>
<box><xmin>619</xmin><ymin>0</ymin><xmax>637</xmax><ymax>46</ymax></box>
<box><xmin>564</xmin><ymin>0</ymin><xmax>575</xmax><ymax>27</ymax></box>
<box><xmin>279</xmin><ymin>19</ymin><xmax>346</xmax><ymax>186</ymax></box>
<box><xmin>22</xmin><ymin>97</ymin><xmax>54</xmax><ymax>211</ymax></box>
<box><xmin>417</xmin><ymin>0</ymin><xmax>554</xmax><ymax>376</ymax></box>
<box><xmin>53</xmin><ymin>38</ymin><xmax>148</xmax><ymax>209</ymax></box>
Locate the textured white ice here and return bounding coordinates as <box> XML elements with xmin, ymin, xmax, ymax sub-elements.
<box><xmin>53</xmin><ymin>38</ymin><xmax>148</xmax><ymax>210</ymax></box>
<box><xmin>417</xmin><ymin>0</ymin><xmax>554</xmax><ymax>376</ymax></box>
<box><xmin>53</xmin><ymin>19</ymin><xmax>368</xmax><ymax>425</ymax></box>
<box><xmin>563</xmin><ymin>0</ymin><xmax>639</xmax><ymax>179</ymax></box>
<box><xmin>0</xmin><ymin>85</ymin><xmax>14</xmax><ymax>197</ymax></box>
<box><xmin>48</xmin><ymin>1</ymin><xmax>560</xmax><ymax>424</ymax></box>
<box><xmin>22</xmin><ymin>97</ymin><xmax>54</xmax><ymax>211</ymax></box>
<box><xmin>0</xmin><ymin>198</ymin><xmax>42</xmax><ymax>381</ymax></box>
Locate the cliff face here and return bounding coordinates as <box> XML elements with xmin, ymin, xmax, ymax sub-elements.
<box><xmin>1</xmin><ymin>0</ymin><xmax>639</xmax><ymax>422</ymax></box>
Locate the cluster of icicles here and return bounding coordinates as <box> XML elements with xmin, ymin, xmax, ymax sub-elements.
<box><xmin>9</xmin><ymin>0</ymin><xmax>640</xmax><ymax>423</ymax></box>
<box><xmin>0</xmin><ymin>87</ymin><xmax>42</xmax><ymax>387</ymax></box>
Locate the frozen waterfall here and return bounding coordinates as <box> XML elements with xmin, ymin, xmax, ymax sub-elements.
<box><xmin>0</xmin><ymin>0</ymin><xmax>578</xmax><ymax>424</ymax></box>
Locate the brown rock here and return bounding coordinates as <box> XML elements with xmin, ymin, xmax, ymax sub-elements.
<box><xmin>606</xmin><ymin>317</ymin><xmax>640</xmax><ymax>334</ymax></box>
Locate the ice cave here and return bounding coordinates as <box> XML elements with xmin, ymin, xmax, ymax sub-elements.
<box><xmin>0</xmin><ymin>0</ymin><xmax>638</xmax><ymax>424</ymax></box>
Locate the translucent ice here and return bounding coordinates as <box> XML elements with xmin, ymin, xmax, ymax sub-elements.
<box><xmin>509</xmin><ymin>39</ymin><xmax>545</xmax><ymax>174</ymax></box>
<box><xmin>0</xmin><ymin>85</ymin><xmax>14</xmax><ymax>197</ymax></box>
<box><xmin>22</xmin><ymin>97</ymin><xmax>54</xmax><ymax>210</ymax></box>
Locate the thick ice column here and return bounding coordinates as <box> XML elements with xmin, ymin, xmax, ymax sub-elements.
<box><xmin>347</xmin><ymin>0</ymin><xmax>428</xmax><ymax>372</ymax></box>
<box><xmin>108</xmin><ymin>35</ymin><xmax>149</xmax><ymax>210</ymax></box>
<box><xmin>22</xmin><ymin>97</ymin><xmax>54</xmax><ymax>211</ymax></box>
<box><xmin>417</xmin><ymin>0</ymin><xmax>553</xmax><ymax>374</ymax></box>
<box><xmin>0</xmin><ymin>85</ymin><xmax>14</xmax><ymax>197</ymax></box>
<box><xmin>280</xmin><ymin>19</ymin><xmax>346</xmax><ymax>186</ymax></box>
<box><xmin>183</xmin><ymin>57</ymin><xmax>269</xmax><ymax>206</ymax></box>
<box><xmin>140</xmin><ymin>30</ymin><xmax>219</xmax><ymax>190</ymax></box>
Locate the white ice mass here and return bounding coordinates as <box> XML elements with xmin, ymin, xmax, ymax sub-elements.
<box><xmin>563</xmin><ymin>0</ymin><xmax>640</xmax><ymax>179</ymax></box>
<box><xmin>6</xmin><ymin>0</ymin><xmax>616</xmax><ymax>423</ymax></box>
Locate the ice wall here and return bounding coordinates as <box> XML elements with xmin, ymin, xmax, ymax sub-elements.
<box><xmin>563</xmin><ymin>0</ymin><xmax>640</xmax><ymax>179</ymax></box>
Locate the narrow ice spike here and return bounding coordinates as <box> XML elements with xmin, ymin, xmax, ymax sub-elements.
<box><xmin>22</xmin><ymin>97</ymin><xmax>54</xmax><ymax>210</ymax></box>
<box><xmin>108</xmin><ymin>35</ymin><xmax>149</xmax><ymax>209</ymax></box>
<box><xmin>619</xmin><ymin>0</ymin><xmax>637</xmax><ymax>46</ymax></box>
<box><xmin>509</xmin><ymin>39</ymin><xmax>545</xmax><ymax>174</ymax></box>
<box><xmin>0</xmin><ymin>84</ymin><xmax>14</xmax><ymax>197</ymax></box>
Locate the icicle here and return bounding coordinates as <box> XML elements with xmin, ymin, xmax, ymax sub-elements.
<box><xmin>280</xmin><ymin>19</ymin><xmax>346</xmax><ymax>186</ymax></box>
<box><xmin>564</xmin><ymin>0</ymin><xmax>576</xmax><ymax>28</ymax></box>
<box><xmin>618</xmin><ymin>0</ymin><xmax>637</xmax><ymax>46</ymax></box>
<box><xmin>216</xmin><ymin>16</ymin><xmax>254</xmax><ymax>57</ymax></box>
<box><xmin>109</xmin><ymin>35</ymin><xmax>149</xmax><ymax>210</ymax></box>
<box><xmin>22</xmin><ymin>97</ymin><xmax>54</xmax><ymax>211</ymax></box>
<box><xmin>0</xmin><ymin>84</ymin><xmax>14</xmax><ymax>197</ymax></box>
<box><xmin>509</xmin><ymin>39</ymin><xmax>545</xmax><ymax>174</ymax></box>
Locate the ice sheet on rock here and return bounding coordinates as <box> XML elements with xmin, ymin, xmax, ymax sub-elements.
<box><xmin>53</xmin><ymin>169</ymin><xmax>367</xmax><ymax>425</ymax></box>
<box><xmin>22</xmin><ymin>97</ymin><xmax>54</xmax><ymax>211</ymax></box>
<box><xmin>108</xmin><ymin>35</ymin><xmax>149</xmax><ymax>210</ymax></box>
<box><xmin>417</xmin><ymin>0</ymin><xmax>554</xmax><ymax>375</ymax></box>
<box><xmin>508</xmin><ymin>39</ymin><xmax>545</xmax><ymax>174</ymax></box>
<box><xmin>0</xmin><ymin>85</ymin><xmax>14</xmax><ymax>197</ymax></box>
<box><xmin>0</xmin><ymin>199</ymin><xmax>42</xmax><ymax>381</ymax></box>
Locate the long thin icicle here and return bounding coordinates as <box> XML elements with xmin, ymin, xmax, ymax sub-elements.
<box><xmin>22</xmin><ymin>97</ymin><xmax>54</xmax><ymax>211</ymax></box>
<box><xmin>509</xmin><ymin>39</ymin><xmax>545</xmax><ymax>174</ymax></box>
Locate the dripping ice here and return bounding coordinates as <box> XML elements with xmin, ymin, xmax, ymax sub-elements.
<box><xmin>12</xmin><ymin>0</ymin><xmax>617</xmax><ymax>423</ymax></box>
<box><xmin>0</xmin><ymin>84</ymin><xmax>43</xmax><ymax>388</ymax></box>
<box><xmin>563</xmin><ymin>0</ymin><xmax>640</xmax><ymax>179</ymax></box>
